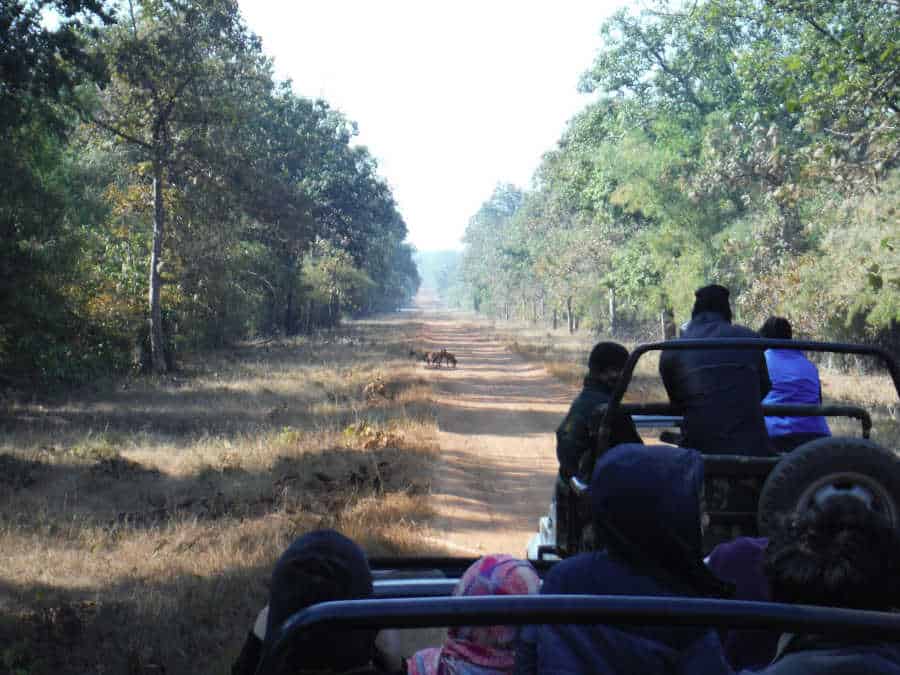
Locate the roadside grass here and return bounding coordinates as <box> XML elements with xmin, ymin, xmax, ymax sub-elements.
<box><xmin>485</xmin><ymin>317</ymin><xmax>899</xmax><ymax>447</ymax></box>
<box><xmin>0</xmin><ymin>318</ymin><xmax>442</xmax><ymax>675</ymax></box>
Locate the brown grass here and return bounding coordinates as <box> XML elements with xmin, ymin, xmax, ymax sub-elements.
<box><xmin>0</xmin><ymin>318</ymin><xmax>444</xmax><ymax>674</ymax></box>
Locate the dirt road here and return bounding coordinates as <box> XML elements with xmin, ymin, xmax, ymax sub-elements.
<box><xmin>420</xmin><ymin>315</ymin><xmax>576</xmax><ymax>556</ymax></box>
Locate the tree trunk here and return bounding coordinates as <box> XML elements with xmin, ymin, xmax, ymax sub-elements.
<box><xmin>566</xmin><ymin>296</ymin><xmax>575</xmax><ymax>334</ymax></box>
<box><xmin>149</xmin><ymin>160</ymin><xmax>168</xmax><ymax>374</ymax></box>
<box><xmin>283</xmin><ymin>266</ymin><xmax>296</xmax><ymax>335</ymax></box>
<box><xmin>660</xmin><ymin>307</ymin><xmax>677</xmax><ymax>340</ymax></box>
<box><xmin>779</xmin><ymin>203</ymin><xmax>804</xmax><ymax>253</ymax></box>
<box><xmin>608</xmin><ymin>287</ymin><xmax>617</xmax><ymax>335</ymax></box>
<box><xmin>552</xmin><ymin>308</ymin><xmax>558</xmax><ymax>330</ymax></box>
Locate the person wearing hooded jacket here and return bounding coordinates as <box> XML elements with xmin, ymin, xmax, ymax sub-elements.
<box><xmin>660</xmin><ymin>284</ymin><xmax>773</xmax><ymax>456</ymax></box>
<box><xmin>515</xmin><ymin>444</ymin><xmax>733</xmax><ymax>675</ymax></box>
<box><xmin>232</xmin><ymin>529</ymin><xmax>395</xmax><ymax>675</ymax></box>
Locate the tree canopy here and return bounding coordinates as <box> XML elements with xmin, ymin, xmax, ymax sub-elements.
<box><xmin>0</xmin><ymin>0</ymin><xmax>419</xmax><ymax>382</ymax></box>
<box><xmin>459</xmin><ymin>0</ymin><xmax>899</xmax><ymax>349</ymax></box>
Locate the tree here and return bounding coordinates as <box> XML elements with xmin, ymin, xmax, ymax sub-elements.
<box><xmin>90</xmin><ymin>0</ymin><xmax>268</xmax><ymax>372</ymax></box>
<box><xmin>0</xmin><ymin>0</ymin><xmax>112</xmax><ymax>380</ymax></box>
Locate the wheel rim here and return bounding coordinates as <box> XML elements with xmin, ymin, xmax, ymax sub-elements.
<box><xmin>796</xmin><ymin>471</ymin><xmax>899</xmax><ymax>526</ymax></box>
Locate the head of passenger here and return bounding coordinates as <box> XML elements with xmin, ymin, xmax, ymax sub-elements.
<box><xmin>759</xmin><ymin>316</ymin><xmax>792</xmax><ymax>340</ymax></box>
<box><xmin>692</xmin><ymin>284</ymin><xmax>733</xmax><ymax>322</ymax></box>
<box><xmin>765</xmin><ymin>495</ymin><xmax>900</xmax><ymax>611</ymax></box>
<box><xmin>407</xmin><ymin>555</ymin><xmax>540</xmax><ymax>675</ymax></box>
<box><xmin>591</xmin><ymin>444</ymin><xmax>731</xmax><ymax>596</ymax></box>
<box><xmin>707</xmin><ymin>537</ymin><xmax>778</xmax><ymax>671</ymax></box>
<box><xmin>262</xmin><ymin>529</ymin><xmax>376</xmax><ymax>674</ymax></box>
<box><xmin>586</xmin><ymin>341</ymin><xmax>630</xmax><ymax>390</ymax></box>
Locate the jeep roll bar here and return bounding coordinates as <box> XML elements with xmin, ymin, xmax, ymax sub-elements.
<box><xmin>256</xmin><ymin>595</ymin><xmax>900</xmax><ymax>675</ymax></box>
<box><xmin>615</xmin><ymin>403</ymin><xmax>872</xmax><ymax>438</ymax></box>
<box><xmin>575</xmin><ymin>339</ymin><xmax>900</xmax><ymax>492</ymax></box>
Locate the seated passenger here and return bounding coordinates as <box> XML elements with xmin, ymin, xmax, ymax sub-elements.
<box><xmin>707</xmin><ymin>536</ymin><xmax>778</xmax><ymax>671</ymax></box>
<box><xmin>758</xmin><ymin>316</ymin><xmax>830</xmax><ymax>452</ymax></box>
<box><xmin>232</xmin><ymin>529</ymin><xmax>390</xmax><ymax>675</ymax></box>
<box><xmin>660</xmin><ymin>284</ymin><xmax>773</xmax><ymax>456</ymax></box>
<box><xmin>407</xmin><ymin>555</ymin><xmax>540</xmax><ymax>675</ymax></box>
<box><xmin>517</xmin><ymin>444</ymin><xmax>733</xmax><ymax>675</ymax></box>
<box><xmin>755</xmin><ymin>495</ymin><xmax>900</xmax><ymax>674</ymax></box>
<box><xmin>556</xmin><ymin>341</ymin><xmax>641</xmax><ymax>480</ymax></box>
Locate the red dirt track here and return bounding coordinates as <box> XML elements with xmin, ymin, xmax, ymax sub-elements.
<box><xmin>419</xmin><ymin>313</ymin><xmax>575</xmax><ymax>556</ymax></box>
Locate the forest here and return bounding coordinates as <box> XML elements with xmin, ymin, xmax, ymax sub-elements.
<box><xmin>457</xmin><ymin>0</ymin><xmax>899</xmax><ymax>348</ymax></box>
<box><xmin>2</xmin><ymin>0</ymin><xmax>420</xmax><ymax>382</ymax></box>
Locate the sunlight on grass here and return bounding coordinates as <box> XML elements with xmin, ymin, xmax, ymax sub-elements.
<box><xmin>0</xmin><ymin>317</ymin><xmax>445</xmax><ymax>674</ymax></box>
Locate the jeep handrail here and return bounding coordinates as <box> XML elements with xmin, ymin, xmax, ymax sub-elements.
<box><xmin>595</xmin><ymin>403</ymin><xmax>873</xmax><ymax>438</ymax></box>
<box><xmin>581</xmin><ymin>339</ymin><xmax>900</xmax><ymax>489</ymax></box>
<box><xmin>256</xmin><ymin>595</ymin><xmax>900</xmax><ymax>675</ymax></box>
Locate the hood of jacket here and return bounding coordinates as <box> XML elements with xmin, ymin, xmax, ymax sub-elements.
<box><xmin>591</xmin><ymin>443</ymin><xmax>704</xmax><ymax>557</ymax></box>
<box><xmin>590</xmin><ymin>444</ymin><xmax>730</xmax><ymax>596</ymax></box>
<box><xmin>263</xmin><ymin>529</ymin><xmax>376</xmax><ymax>673</ymax></box>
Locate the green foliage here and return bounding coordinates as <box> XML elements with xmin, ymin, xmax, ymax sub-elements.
<box><xmin>460</xmin><ymin>0</ymin><xmax>899</xmax><ymax>346</ymax></box>
<box><xmin>0</xmin><ymin>0</ymin><xmax>419</xmax><ymax>385</ymax></box>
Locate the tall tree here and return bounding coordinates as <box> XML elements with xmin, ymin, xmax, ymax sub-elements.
<box><xmin>90</xmin><ymin>0</ymin><xmax>268</xmax><ymax>371</ymax></box>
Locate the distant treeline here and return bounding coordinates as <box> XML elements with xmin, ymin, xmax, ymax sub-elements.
<box><xmin>459</xmin><ymin>0</ymin><xmax>899</xmax><ymax>348</ymax></box>
<box><xmin>413</xmin><ymin>250</ymin><xmax>462</xmax><ymax>300</ymax></box>
<box><xmin>2</xmin><ymin>0</ymin><xmax>420</xmax><ymax>382</ymax></box>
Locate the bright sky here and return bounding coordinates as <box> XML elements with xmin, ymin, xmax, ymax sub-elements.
<box><xmin>238</xmin><ymin>1</ymin><xmax>624</xmax><ymax>251</ymax></box>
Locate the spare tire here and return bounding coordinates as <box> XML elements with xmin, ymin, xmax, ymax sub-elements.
<box><xmin>757</xmin><ymin>436</ymin><xmax>900</xmax><ymax>536</ymax></box>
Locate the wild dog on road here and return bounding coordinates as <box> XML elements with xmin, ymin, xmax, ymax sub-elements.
<box><xmin>441</xmin><ymin>349</ymin><xmax>457</xmax><ymax>369</ymax></box>
<box><xmin>429</xmin><ymin>348</ymin><xmax>457</xmax><ymax>369</ymax></box>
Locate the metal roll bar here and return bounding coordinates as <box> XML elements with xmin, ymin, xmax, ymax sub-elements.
<box><xmin>581</xmin><ymin>339</ymin><xmax>899</xmax><ymax>488</ymax></box>
<box><xmin>256</xmin><ymin>595</ymin><xmax>900</xmax><ymax>675</ymax></box>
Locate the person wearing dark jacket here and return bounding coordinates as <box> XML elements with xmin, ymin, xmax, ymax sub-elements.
<box><xmin>232</xmin><ymin>529</ymin><xmax>392</xmax><ymax>675</ymax></box>
<box><xmin>555</xmin><ymin>341</ymin><xmax>642</xmax><ymax>480</ymax></box>
<box><xmin>749</xmin><ymin>495</ymin><xmax>900</xmax><ymax>675</ymax></box>
<box><xmin>660</xmin><ymin>284</ymin><xmax>773</xmax><ymax>456</ymax></box>
<box><xmin>707</xmin><ymin>536</ymin><xmax>779</xmax><ymax>671</ymax></box>
<box><xmin>516</xmin><ymin>444</ymin><xmax>733</xmax><ymax>675</ymax></box>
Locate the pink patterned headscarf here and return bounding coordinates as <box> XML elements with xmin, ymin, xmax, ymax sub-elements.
<box><xmin>406</xmin><ymin>555</ymin><xmax>541</xmax><ymax>675</ymax></box>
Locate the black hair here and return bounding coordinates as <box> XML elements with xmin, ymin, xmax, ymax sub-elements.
<box><xmin>588</xmin><ymin>342</ymin><xmax>629</xmax><ymax>376</ymax></box>
<box><xmin>692</xmin><ymin>284</ymin><xmax>732</xmax><ymax>322</ymax></box>
<box><xmin>759</xmin><ymin>316</ymin><xmax>792</xmax><ymax>340</ymax></box>
<box><xmin>764</xmin><ymin>496</ymin><xmax>900</xmax><ymax>611</ymax></box>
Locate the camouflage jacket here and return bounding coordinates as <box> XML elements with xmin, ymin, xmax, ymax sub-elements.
<box><xmin>556</xmin><ymin>378</ymin><xmax>642</xmax><ymax>479</ymax></box>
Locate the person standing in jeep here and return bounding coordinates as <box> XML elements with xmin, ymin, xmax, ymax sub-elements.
<box><xmin>659</xmin><ymin>285</ymin><xmax>773</xmax><ymax>456</ymax></box>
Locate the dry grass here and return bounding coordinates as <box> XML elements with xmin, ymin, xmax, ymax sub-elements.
<box><xmin>487</xmin><ymin>317</ymin><xmax>899</xmax><ymax>446</ymax></box>
<box><xmin>0</xmin><ymin>318</ymin><xmax>444</xmax><ymax>675</ymax></box>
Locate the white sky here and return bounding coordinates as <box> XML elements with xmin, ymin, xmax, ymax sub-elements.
<box><xmin>238</xmin><ymin>1</ymin><xmax>624</xmax><ymax>251</ymax></box>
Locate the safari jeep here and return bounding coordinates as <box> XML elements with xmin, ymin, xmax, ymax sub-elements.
<box><xmin>529</xmin><ymin>338</ymin><xmax>900</xmax><ymax>560</ymax></box>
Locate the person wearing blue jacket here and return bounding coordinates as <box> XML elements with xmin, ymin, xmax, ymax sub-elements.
<box><xmin>758</xmin><ymin>317</ymin><xmax>830</xmax><ymax>452</ymax></box>
<box><xmin>515</xmin><ymin>444</ymin><xmax>733</xmax><ymax>675</ymax></box>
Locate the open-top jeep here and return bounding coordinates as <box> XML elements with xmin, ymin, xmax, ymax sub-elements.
<box><xmin>531</xmin><ymin>338</ymin><xmax>900</xmax><ymax>560</ymax></box>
